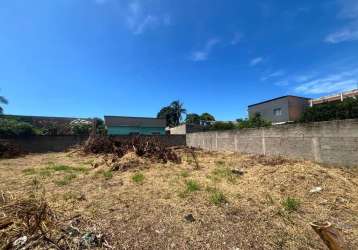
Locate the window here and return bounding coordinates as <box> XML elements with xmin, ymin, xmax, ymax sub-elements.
<box><xmin>273</xmin><ymin>108</ymin><xmax>282</xmax><ymax>116</ymax></box>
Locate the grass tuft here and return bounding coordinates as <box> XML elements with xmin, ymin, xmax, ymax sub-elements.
<box><xmin>207</xmin><ymin>187</ymin><xmax>227</xmax><ymax>205</ymax></box>
<box><xmin>185</xmin><ymin>179</ymin><xmax>200</xmax><ymax>192</ymax></box>
<box><xmin>103</xmin><ymin>170</ymin><xmax>113</xmax><ymax>180</ymax></box>
<box><xmin>22</xmin><ymin>168</ymin><xmax>37</xmax><ymax>175</ymax></box>
<box><xmin>132</xmin><ymin>173</ymin><xmax>145</xmax><ymax>184</ymax></box>
<box><xmin>180</xmin><ymin>170</ymin><xmax>190</xmax><ymax>178</ymax></box>
<box><xmin>210</xmin><ymin>166</ymin><xmax>237</xmax><ymax>183</ymax></box>
<box><xmin>51</xmin><ymin>164</ymin><xmax>72</xmax><ymax>172</ymax></box>
<box><xmin>55</xmin><ymin>173</ymin><xmax>77</xmax><ymax>186</ymax></box>
<box><xmin>282</xmin><ymin>197</ymin><xmax>300</xmax><ymax>212</ymax></box>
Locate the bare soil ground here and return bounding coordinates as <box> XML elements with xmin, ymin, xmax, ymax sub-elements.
<box><xmin>1</xmin><ymin>149</ymin><xmax>358</xmax><ymax>249</ymax></box>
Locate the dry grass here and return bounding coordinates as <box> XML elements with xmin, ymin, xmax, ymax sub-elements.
<box><xmin>0</xmin><ymin>150</ymin><xmax>357</xmax><ymax>249</ymax></box>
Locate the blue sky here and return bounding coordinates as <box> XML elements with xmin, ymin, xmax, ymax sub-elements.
<box><xmin>1</xmin><ymin>0</ymin><xmax>358</xmax><ymax>120</ymax></box>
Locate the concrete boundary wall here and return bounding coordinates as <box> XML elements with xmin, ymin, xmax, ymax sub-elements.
<box><xmin>187</xmin><ymin>119</ymin><xmax>358</xmax><ymax>167</ymax></box>
<box><xmin>1</xmin><ymin>135</ymin><xmax>186</xmax><ymax>153</ymax></box>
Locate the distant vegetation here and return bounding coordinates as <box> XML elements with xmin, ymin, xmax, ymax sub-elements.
<box><xmin>185</xmin><ymin>112</ymin><xmax>215</xmax><ymax>125</ymax></box>
<box><xmin>0</xmin><ymin>117</ymin><xmax>106</xmax><ymax>137</ymax></box>
<box><xmin>209</xmin><ymin>113</ymin><xmax>271</xmax><ymax>131</ymax></box>
<box><xmin>300</xmin><ymin>97</ymin><xmax>358</xmax><ymax>123</ymax></box>
<box><xmin>0</xmin><ymin>117</ymin><xmax>37</xmax><ymax>137</ymax></box>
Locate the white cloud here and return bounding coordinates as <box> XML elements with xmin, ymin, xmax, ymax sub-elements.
<box><xmin>231</xmin><ymin>32</ymin><xmax>243</xmax><ymax>45</ymax></box>
<box><xmin>250</xmin><ymin>57</ymin><xmax>263</xmax><ymax>66</ymax></box>
<box><xmin>126</xmin><ymin>1</ymin><xmax>171</xmax><ymax>35</ymax></box>
<box><xmin>294</xmin><ymin>69</ymin><xmax>358</xmax><ymax>94</ymax></box>
<box><xmin>325</xmin><ymin>25</ymin><xmax>358</xmax><ymax>43</ymax></box>
<box><xmin>190</xmin><ymin>38</ymin><xmax>220</xmax><ymax>62</ymax></box>
<box><xmin>325</xmin><ymin>1</ymin><xmax>358</xmax><ymax>43</ymax></box>
<box><xmin>261</xmin><ymin>69</ymin><xmax>285</xmax><ymax>81</ymax></box>
<box><xmin>97</xmin><ymin>0</ymin><xmax>171</xmax><ymax>35</ymax></box>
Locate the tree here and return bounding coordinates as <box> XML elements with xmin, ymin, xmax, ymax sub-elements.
<box><xmin>157</xmin><ymin>106</ymin><xmax>176</xmax><ymax>127</ymax></box>
<box><xmin>0</xmin><ymin>96</ymin><xmax>8</xmax><ymax>114</ymax></box>
<box><xmin>157</xmin><ymin>100</ymin><xmax>186</xmax><ymax>127</ymax></box>
<box><xmin>170</xmin><ymin>100</ymin><xmax>186</xmax><ymax>126</ymax></box>
<box><xmin>185</xmin><ymin>113</ymin><xmax>200</xmax><ymax>124</ymax></box>
<box><xmin>200</xmin><ymin>112</ymin><xmax>215</xmax><ymax>122</ymax></box>
<box><xmin>200</xmin><ymin>112</ymin><xmax>215</xmax><ymax>126</ymax></box>
<box><xmin>210</xmin><ymin>121</ymin><xmax>235</xmax><ymax>131</ymax></box>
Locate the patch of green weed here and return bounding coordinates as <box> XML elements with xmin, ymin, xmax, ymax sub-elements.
<box><xmin>103</xmin><ymin>170</ymin><xmax>113</xmax><ymax>180</ymax></box>
<box><xmin>207</xmin><ymin>187</ymin><xmax>227</xmax><ymax>205</ymax></box>
<box><xmin>180</xmin><ymin>170</ymin><xmax>190</xmax><ymax>178</ymax></box>
<box><xmin>22</xmin><ymin>168</ymin><xmax>37</xmax><ymax>175</ymax></box>
<box><xmin>282</xmin><ymin>197</ymin><xmax>300</xmax><ymax>212</ymax></box>
<box><xmin>185</xmin><ymin>179</ymin><xmax>200</xmax><ymax>192</ymax></box>
<box><xmin>132</xmin><ymin>173</ymin><xmax>145</xmax><ymax>184</ymax></box>
<box><xmin>55</xmin><ymin>174</ymin><xmax>77</xmax><ymax>186</ymax></box>
<box><xmin>210</xmin><ymin>166</ymin><xmax>237</xmax><ymax>183</ymax></box>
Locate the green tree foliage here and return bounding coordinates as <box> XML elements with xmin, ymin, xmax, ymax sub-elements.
<box><xmin>236</xmin><ymin>113</ymin><xmax>271</xmax><ymax>129</ymax></box>
<box><xmin>0</xmin><ymin>96</ymin><xmax>8</xmax><ymax>114</ymax></box>
<box><xmin>200</xmin><ymin>112</ymin><xmax>215</xmax><ymax>122</ymax></box>
<box><xmin>210</xmin><ymin>121</ymin><xmax>236</xmax><ymax>131</ymax></box>
<box><xmin>69</xmin><ymin>119</ymin><xmax>92</xmax><ymax>135</ymax></box>
<box><xmin>157</xmin><ymin>100</ymin><xmax>186</xmax><ymax>127</ymax></box>
<box><xmin>93</xmin><ymin>118</ymin><xmax>107</xmax><ymax>135</ymax></box>
<box><xmin>300</xmin><ymin>98</ymin><xmax>358</xmax><ymax>122</ymax></box>
<box><xmin>185</xmin><ymin>113</ymin><xmax>201</xmax><ymax>124</ymax></box>
<box><xmin>0</xmin><ymin>118</ymin><xmax>37</xmax><ymax>137</ymax></box>
<box><xmin>157</xmin><ymin>106</ymin><xmax>176</xmax><ymax>127</ymax></box>
<box><xmin>209</xmin><ymin>113</ymin><xmax>271</xmax><ymax>131</ymax></box>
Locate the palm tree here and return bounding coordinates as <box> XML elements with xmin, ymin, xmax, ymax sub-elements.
<box><xmin>0</xmin><ymin>95</ymin><xmax>8</xmax><ymax>114</ymax></box>
<box><xmin>170</xmin><ymin>100</ymin><xmax>186</xmax><ymax>126</ymax></box>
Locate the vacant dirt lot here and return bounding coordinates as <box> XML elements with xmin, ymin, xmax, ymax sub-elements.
<box><xmin>1</xmin><ymin>149</ymin><xmax>358</xmax><ymax>249</ymax></box>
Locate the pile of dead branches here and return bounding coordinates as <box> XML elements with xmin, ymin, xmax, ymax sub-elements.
<box><xmin>0</xmin><ymin>196</ymin><xmax>109</xmax><ymax>249</ymax></box>
<box><xmin>0</xmin><ymin>141</ymin><xmax>22</xmax><ymax>159</ymax></box>
<box><xmin>83</xmin><ymin>135</ymin><xmax>181</xmax><ymax>164</ymax></box>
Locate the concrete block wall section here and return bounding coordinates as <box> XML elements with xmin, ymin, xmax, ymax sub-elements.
<box><xmin>2</xmin><ymin>135</ymin><xmax>186</xmax><ymax>154</ymax></box>
<box><xmin>186</xmin><ymin>119</ymin><xmax>358</xmax><ymax>167</ymax></box>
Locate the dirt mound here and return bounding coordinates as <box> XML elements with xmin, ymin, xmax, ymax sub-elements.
<box><xmin>0</xmin><ymin>141</ymin><xmax>23</xmax><ymax>158</ymax></box>
<box><xmin>83</xmin><ymin>135</ymin><xmax>181</xmax><ymax>164</ymax></box>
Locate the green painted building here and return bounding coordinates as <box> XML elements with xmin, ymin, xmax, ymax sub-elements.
<box><xmin>104</xmin><ymin>116</ymin><xmax>166</xmax><ymax>135</ymax></box>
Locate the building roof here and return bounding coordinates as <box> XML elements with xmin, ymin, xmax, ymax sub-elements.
<box><xmin>248</xmin><ymin>95</ymin><xmax>310</xmax><ymax>108</ymax></box>
<box><xmin>104</xmin><ymin>116</ymin><xmax>166</xmax><ymax>128</ymax></box>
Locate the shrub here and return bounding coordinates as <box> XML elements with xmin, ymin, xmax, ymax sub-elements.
<box><xmin>300</xmin><ymin>97</ymin><xmax>358</xmax><ymax>123</ymax></box>
<box><xmin>70</xmin><ymin>120</ymin><xmax>92</xmax><ymax>135</ymax></box>
<box><xmin>0</xmin><ymin>118</ymin><xmax>37</xmax><ymax>137</ymax></box>
<box><xmin>282</xmin><ymin>197</ymin><xmax>300</xmax><ymax>212</ymax></box>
